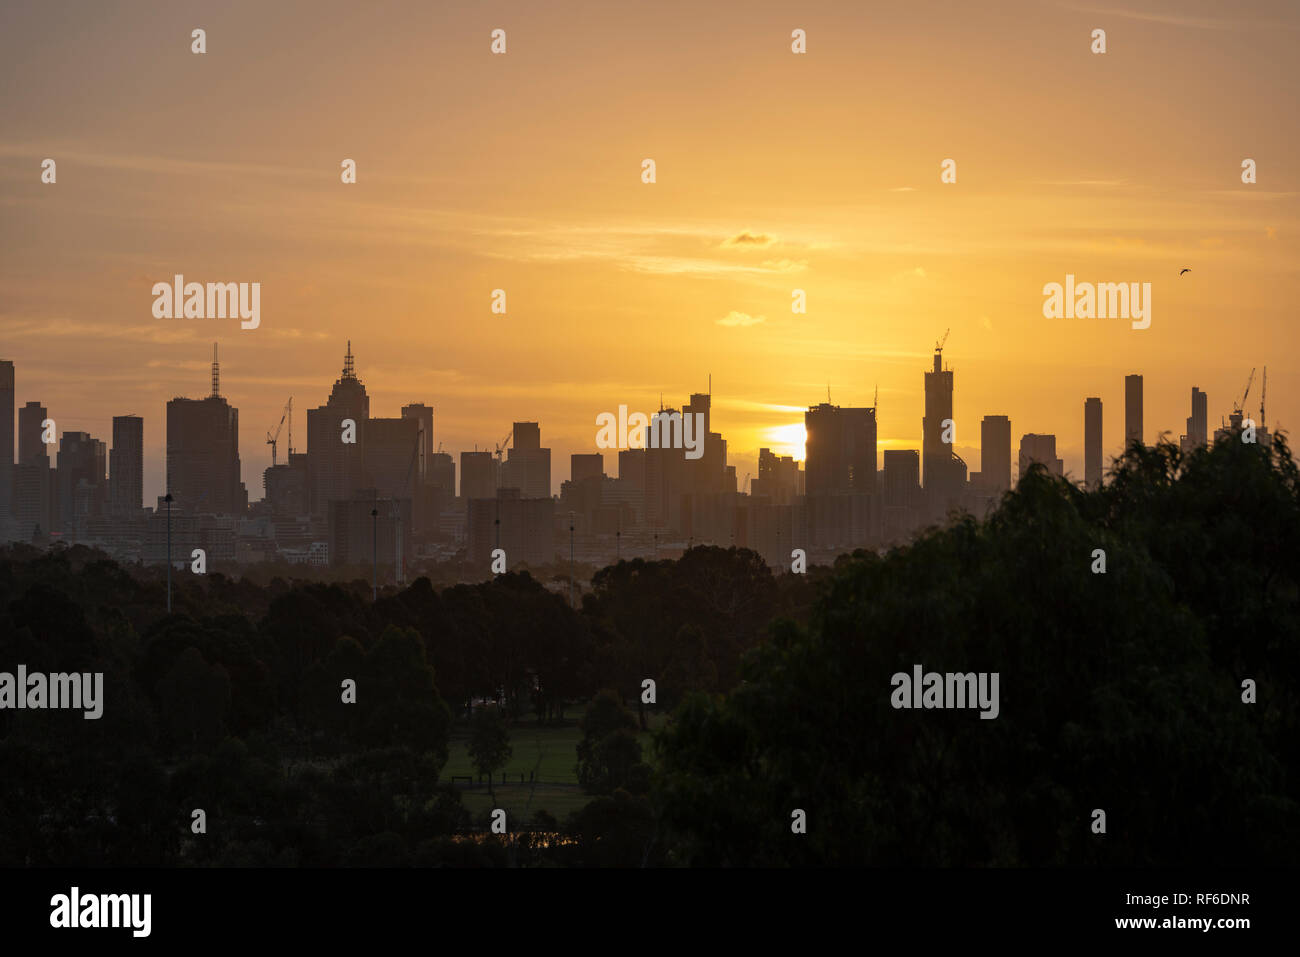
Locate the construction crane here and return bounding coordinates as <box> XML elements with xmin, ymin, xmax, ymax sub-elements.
<box><xmin>1233</xmin><ymin>368</ymin><xmax>1256</xmax><ymax>415</ymax></box>
<box><xmin>266</xmin><ymin>397</ymin><xmax>293</xmax><ymax>467</ymax></box>
<box><xmin>494</xmin><ymin>427</ymin><xmax>513</xmax><ymax>463</ymax></box>
<box><xmin>935</xmin><ymin>328</ymin><xmax>950</xmax><ymax>355</ymax></box>
<box><xmin>1260</xmin><ymin>367</ymin><xmax>1267</xmax><ymax>428</ymax></box>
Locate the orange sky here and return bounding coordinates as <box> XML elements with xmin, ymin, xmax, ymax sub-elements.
<box><xmin>2</xmin><ymin>0</ymin><xmax>1298</xmax><ymax>502</ymax></box>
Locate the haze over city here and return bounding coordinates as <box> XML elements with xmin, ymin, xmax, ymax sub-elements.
<box><xmin>2</xmin><ymin>0</ymin><xmax>1297</xmax><ymax>508</ymax></box>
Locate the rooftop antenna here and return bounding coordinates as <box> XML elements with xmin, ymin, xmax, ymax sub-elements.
<box><xmin>873</xmin><ymin>383</ymin><xmax>878</xmax><ymax>409</ymax></box>
<box><xmin>827</xmin><ymin>384</ymin><xmax>832</xmax><ymax>404</ymax></box>
<box><xmin>343</xmin><ymin>340</ymin><xmax>355</xmax><ymax>379</ymax></box>
<box><xmin>210</xmin><ymin>343</ymin><xmax>219</xmax><ymax>397</ymax></box>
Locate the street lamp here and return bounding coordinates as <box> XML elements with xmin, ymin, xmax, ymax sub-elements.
<box><xmin>164</xmin><ymin>493</ymin><xmax>173</xmax><ymax>612</ymax></box>
<box><xmin>370</xmin><ymin>507</ymin><xmax>378</xmax><ymax>602</ymax></box>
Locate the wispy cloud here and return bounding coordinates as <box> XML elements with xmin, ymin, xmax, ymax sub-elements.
<box><xmin>722</xmin><ymin>231</ymin><xmax>777</xmax><ymax>248</ymax></box>
<box><xmin>717</xmin><ymin>311</ymin><xmax>766</xmax><ymax>327</ymax></box>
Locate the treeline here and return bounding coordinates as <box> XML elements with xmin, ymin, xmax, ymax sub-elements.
<box><xmin>1</xmin><ymin>433</ymin><xmax>1297</xmax><ymax>866</ymax></box>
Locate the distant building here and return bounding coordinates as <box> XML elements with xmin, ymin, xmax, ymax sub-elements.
<box><xmin>502</xmin><ymin>421</ymin><xmax>551</xmax><ymax>499</ymax></box>
<box><xmin>166</xmin><ymin>346</ymin><xmax>247</xmax><ymax>516</ymax></box>
<box><xmin>1084</xmin><ymin>398</ymin><xmax>1102</xmax><ymax>489</ymax></box>
<box><xmin>307</xmin><ymin>342</ymin><xmax>370</xmax><ymax>519</ymax></box>
<box><xmin>805</xmin><ymin>403</ymin><xmax>876</xmax><ymax>494</ymax></box>
<box><xmin>110</xmin><ymin>415</ymin><xmax>144</xmax><ymax>518</ymax></box>
<box><xmin>752</xmin><ymin>447</ymin><xmax>801</xmax><ymax>505</ymax></box>
<box><xmin>979</xmin><ymin>415</ymin><xmax>1012</xmax><ymax>495</ymax></box>
<box><xmin>1125</xmin><ymin>374</ymin><xmax>1143</xmax><ymax>450</ymax></box>
<box><xmin>467</xmin><ymin>487</ymin><xmax>554</xmax><ymax>568</ymax></box>
<box><xmin>1180</xmin><ymin>387</ymin><xmax>1208</xmax><ymax>454</ymax></box>
<box><xmin>57</xmin><ymin>431</ymin><xmax>106</xmax><ymax>534</ymax></box>
<box><xmin>0</xmin><ymin>360</ymin><xmax>13</xmax><ymax>524</ymax></box>
<box><xmin>460</xmin><ymin>450</ymin><xmax>496</xmax><ymax>500</ymax></box>
<box><xmin>1019</xmin><ymin>433</ymin><xmax>1063</xmax><ymax>479</ymax></box>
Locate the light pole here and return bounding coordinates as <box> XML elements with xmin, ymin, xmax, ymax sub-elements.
<box><xmin>370</xmin><ymin>507</ymin><xmax>378</xmax><ymax>602</ymax></box>
<box><xmin>568</xmin><ymin>515</ymin><xmax>575</xmax><ymax>609</ymax></box>
<box><xmin>164</xmin><ymin>493</ymin><xmax>173</xmax><ymax>612</ymax></box>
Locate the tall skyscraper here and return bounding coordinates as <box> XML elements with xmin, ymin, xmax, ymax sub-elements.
<box><xmin>0</xmin><ymin>359</ymin><xmax>13</xmax><ymax>523</ymax></box>
<box><xmin>1125</xmin><ymin>374</ymin><xmax>1143</xmax><ymax>450</ymax></box>
<box><xmin>460</xmin><ymin>450</ymin><xmax>496</xmax><ymax>500</ymax></box>
<box><xmin>307</xmin><ymin>342</ymin><xmax>370</xmax><ymax>518</ymax></box>
<box><xmin>110</xmin><ymin>415</ymin><xmax>144</xmax><ymax>518</ymax></box>
<box><xmin>502</xmin><ymin>421</ymin><xmax>551</xmax><ymax>498</ymax></box>
<box><xmin>57</xmin><ymin>431</ymin><xmax>107</xmax><ymax>532</ymax></box>
<box><xmin>923</xmin><ymin>345</ymin><xmax>965</xmax><ymax>496</ymax></box>
<box><xmin>804</xmin><ymin>402</ymin><xmax>877</xmax><ymax>494</ymax></box>
<box><xmin>400</xmin><ymin>402</ymin><xmax>433</xmax><ymax>482</ymax></box>
<box><xmin>1084</xmin><ymin>398</ymin><xmax>1102</xmax><ymax>489</ymax></box>
<box><xmin>14</xmin><ymin>400</ymin><xmax>54</xmax><ymax>541</ymax></box>
<box><xmin>1018</xmin><ymin>433</ymin><xmax>1063</xmax><ymax>479</ymax></box>
<box><xmin>166</xmin><ymin>346</ymin><xmax>247</xmax><ymax>516</ymax></box>
<box><xmin>979</xmin><ymin>415</ymin><xmax>1012</xmax><ymax>494</ymax></box>
<box><xmin>1180</xmin><ymin>387</ymin><xmax>1208</xmax><ymax>453</ymax></box>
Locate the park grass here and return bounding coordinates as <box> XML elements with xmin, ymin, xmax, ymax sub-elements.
<box><xmin>442</xmin><ymin>710</ymin><xmax>669</xmax><ymax>823</ymax></box>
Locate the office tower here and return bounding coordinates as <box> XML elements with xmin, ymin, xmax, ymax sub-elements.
<box><xmin>1084</xmin><ymin>398</ymin><xmax>1102</xmax><ymax>489</ymax></box>
<box><xmin>1018</xmin><ymin>433</ymin><xmax>1063</xmax><ymax>479</ymax></box>
<box><xmin>307</xmin><ymin>342</ymin><xmax>370</xmax><ymax>518</ymax></box>
<box><xmin>328</xmin><ymin>489</ymin><xmax>412</xmax><ymax>569</ymax></box>
<box><xmin>922</xmin><ymin>344</ymin><xmax>965</xmax><ymax>495</ymax></box>
<box><xmin>264</xmin><ymin>452</ymin><xmax>308</xmax><ymax>516</ymax></box>
<box><xmin>684</xmin><ymin>391</ymin><xmax>729</xmax><ymax>495</ymax></box>
<box><xmin>1125</xmin><ymin>374</ymin><xmax>1143</xmax><ymax>449</ymax></box>
<box><xmin>428</xmin><ymin>451</ymin><xmax>455</xmax><ymax>491</ymax></box>
<box><xmin>979</xmin><ymin>415</ymin><xmax>1012</xmax><ymax>495</ymax></box>
<box><xmin>881</xmin><ymin>449</ymin><xmax>921</xmax><ymax>505</ymax></box>
<box><xmin>57</xmin><ymin>431</ymin><xmax>107</xmax><ymax>532</ymax></box>
<box><xmin>18</xmin><ymin>401</ymin><xmax>48</xmax><ymax>466</ymax></box>
<box><xmin>364</xmin><ymin>416</ymin><xmax>421</xmax><ymax>498</ymax></box>
<box><xmin>460</xmin><ymin>450</ymin><xmax>496</xmax><ymax>500</ymax></box>
<box><xmin>1181</xmin><ymin>387</ymin><xmax>1208</xmax><ymax>453</ymax></box>
<box><xmin>751</xmin><ymin>447</ymin><xmax>801</xmax><ymax>505</ymax></box>
<box><xmin>804</xmin><ymin>403</ymin><xmax>877</xmax><ymax>494</ymax></box>
<box><xmin>467</xmin><ymin>487</ymin><xmax>554</xmax><ymax>567</ymax></box>
<box><xmin>166</xmin><ymin>345</ymin><xmax>247</xmax><ymax>516</ymax></box>
<box><xmin>0</xmin><ymin>359</ymin><xmax>12</xmax><ymax>522</ymax></box>
<box><xmin>14</xmin><ymin>401</ymin><xmax>54</xmax><ymax>541</ymax></box>
<box><xmin>502</xmin><ymin>421</ymin><xmax>551</xmax><ymax>498</ymax></box>
<box><xmin>618</xmin><ymin>448</ymin><xmax>646</xmax><ymax>490</ymax></box>
<box><xmin>571</xmin><ymin>453</ymin><xmax>605</xmax><ymax>485</ymax></box>
<box><xmin>400</xmin><ymin>402</ymin><xmax>433</xmax><ymax>483</ymax></box>
<box><xmin>110</xmin><ymin>415</ymin><xmax>144</xmax><ymax>518</ymax></box>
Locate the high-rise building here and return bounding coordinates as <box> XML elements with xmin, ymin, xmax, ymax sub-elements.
<box><xmin>13</xmin><ymin>400</ymin><xmax>54</xmax><ymax>541</ymax></box>
<box><xmin>752</xmin><ymin>447</ymin><xmax>801</xmax><ymax>505</ymax></box>
<box><xmin>18</xmin><ymin>401</ymin><xmax>48</xmax><ymax>466</ymax></box>
<box><xmin>307</xmin><ymin>342</ymin><xmax>369</xmax><ymax>518</ymax></box>
<box><xmin>57</xmin><ymin>431</ymin><xmax>107</xmax><ymax>532</ymax></box>
<box><xmin>364</xmin><ymin>416</ymin><xmax>421</xmax><ymax>499</ymax></box>
<box><xmin>110</xmin><ymin>415</ymin><xmax>144</xmax><ymax>518</ymax></box>
<box><xmin>1124</xmin><ymin>374</ymin><xmax>1143</xmax><ymax>450</ymax></box>
<box><xmin>502</xmin><ymin>421</ymin><xmax>551</xmax><ymax>498</ymax></box>
<box><xmin>804</xmin><ymin>403</ymin><xmax>876</xmax><ymax>494</ymax></box>
<box><xmin>923</xmin><ymin>346</ymin><xmax>965</xmax><ymax>495</ymax></box>
<box><xmin>0</xmin><ymin>359</ymin><xmax>13</xmax><ymax>523</ymax></box>
<box><xmin>1018</xmin><ymin>433</ymin><xmax>1063</xmax><ymax>479</ymax></box>
<box><xmin>166</xmin><ymin>346</ymin><xmax>247</xmax><ymax>516</ymax></box>
<box><xmin>571</xmin><ymin>453</ymin><xmax>605</xmax><ymax>485</ymax></box>
<box><xmin>400</xmin><ymin>402</ymin><xmax>433</xmax><ymax>482</ymax></box>
<box><xmin>979</xmin><ymin>415</ymin><xmax>1012</xmax><ymax>495</ymax></box>
<box><xmin>1084</xmin><ymin>398</ymin><xmax>1102</xmax><ymax>489</ymax></box>
<box><xmin>460</xmin><ymin>450</ymin><xmax>496</xmax><ymax>500</ymax></box>
<box><xmin>882</xmin><ymin>449</ymin><xmax>920</xmax><ymax>505</ymax></box>
<box><xmin>1180</xmin><ymin>387</ymin><xmax>1208</xmax><ymax>454</ymax></box>
<box><xmin>428</xmin><ymin>451</ymin><xmax>455</xmax><ymax>491</ymax></box>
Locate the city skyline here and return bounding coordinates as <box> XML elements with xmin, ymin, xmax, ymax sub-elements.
<box><xmin>2</xmin><ymin>1</ymin><xmax>1297</xmax><ymax>509</ymax></box>
<box><xmin>0</xmin><ymin>338</ymin><xmax>1276</xmax><ymax>509</ymax></box>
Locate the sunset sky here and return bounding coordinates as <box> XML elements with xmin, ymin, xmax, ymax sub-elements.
<box><xmin>2</xmin><ymin>0</ymin><xmax>1297</xmax><ymax>503</ymax></box>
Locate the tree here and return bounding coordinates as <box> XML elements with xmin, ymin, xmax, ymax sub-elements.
<box><xmin>576</xmin><ymin>690</ymin><xmax>645</xmax><ymax>794</ymax></box>
<box><xmin>467</xmin><ymin>707</ymin><xmax>512</xmax><ymax>800</ymax></box>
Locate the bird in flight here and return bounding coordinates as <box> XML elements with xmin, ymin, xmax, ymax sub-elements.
<box><xmin>1179</xmin><ymin>268</ymin><xmax>1191</xmax><ymax>275</ymax></box>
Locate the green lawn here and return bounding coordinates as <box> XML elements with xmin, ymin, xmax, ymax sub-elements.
<box><xmin>442</xmin><ymin>712</ymin><xmax>668</xmax><ymax>823</ymax></box>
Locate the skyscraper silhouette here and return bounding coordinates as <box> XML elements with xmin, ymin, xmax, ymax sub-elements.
<box><xmin>1125</xmin><ymin>374</ymin><xmax>1143</xmax><ymax>450</ymax></box>
<box><xmin>1084</xmin><ymin>397</ymin><xmax>1102</xmax><ymax>489</ymax></box>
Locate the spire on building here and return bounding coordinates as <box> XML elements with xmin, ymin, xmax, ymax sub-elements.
<box><xmin>343</xmin><ymin>341</ymin><xmax>355</xmax><ymax>379</ymax></box>
<box><xmin>211</xmin><ymin>343</ymin><xmax>220</xmax><ymax>397</ymax></box>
